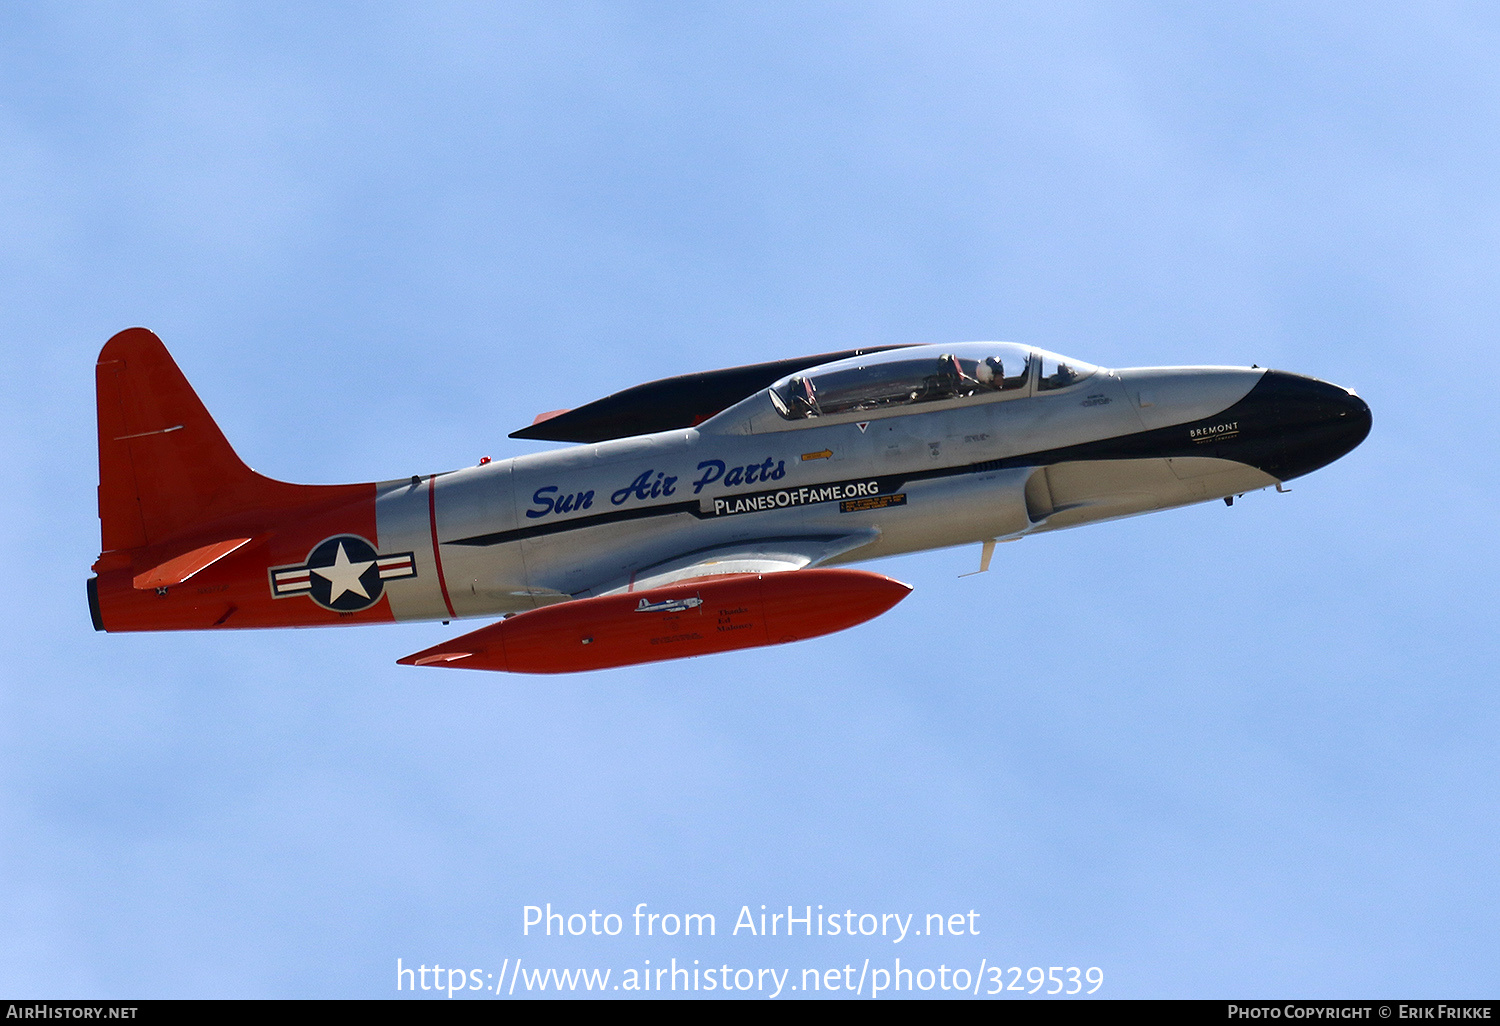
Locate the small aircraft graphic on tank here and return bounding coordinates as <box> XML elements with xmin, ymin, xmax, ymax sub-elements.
<box><xmin>89</xmin><ymin>330</ymin><xmax>1369</xmax><ymax>673</ymax></box>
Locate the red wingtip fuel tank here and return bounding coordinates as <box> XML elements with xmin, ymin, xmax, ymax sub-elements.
<box><xmin>397</xmin><ymin>569</ymin><xmax>913</xmax><ymax>674</ymax></box>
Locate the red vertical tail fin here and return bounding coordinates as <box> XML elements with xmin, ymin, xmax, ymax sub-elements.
<box><xmin>92</xmin><ymin>328</ymin><xmax>376</xmax><ymax>632</ymax></box>
<box><xmin>96</xmin><ymin>327</ymin><xmax>358</xmax><ymax>550</ymax></box>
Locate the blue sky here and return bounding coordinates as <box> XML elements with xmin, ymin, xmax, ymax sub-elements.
<box><xmin>2</xmin><ymin>2</ymin><xmax>1496</xmax><ymax>998</ymax></box>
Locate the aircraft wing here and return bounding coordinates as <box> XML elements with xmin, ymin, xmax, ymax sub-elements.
<box><xmin>508</xmin><ymin>346</ymin><xmax>918</xmax><ymax>443</ymax></box>
<box><xmin>578</xmin><ymin>529</ymin><xmax>883</xmax><ymax>597</ymax></box>
<box><xmin>399</xmin><ymin>530</ymin><xmax>905</xmax><ymax>674</ymax></box>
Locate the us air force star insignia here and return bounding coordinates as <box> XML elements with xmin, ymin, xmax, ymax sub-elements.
<box><xmin>268</xmin><ymin>535</ymin><xmax>417</xmax><ymax>611</ymax></box>
<box><xmin>315</xmin><ymin>542</ymin><xmax>373</xmax><ymax>603</ymax></box>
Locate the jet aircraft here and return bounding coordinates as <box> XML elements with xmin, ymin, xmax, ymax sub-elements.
<box><xmin>88</xmin><ymin>328</ymin><xmax>1370</xmax><ymax>673</ymax></box>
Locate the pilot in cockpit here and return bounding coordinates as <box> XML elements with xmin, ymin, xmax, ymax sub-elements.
<box><xmin>789</xmin><ymin>374</ymin><xmax>818</xmax><ymax>415</ymax></box>
<box><xmin>974</xmin><ymin>356</ymin><xmax>1006</xmax><ymax>390</ymax></box>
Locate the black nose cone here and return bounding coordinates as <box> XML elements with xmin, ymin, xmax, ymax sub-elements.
<box><xmin>1244</xmin><ymin>370</ymin><xmax>1371</xmax><ymax>481</ymax></box>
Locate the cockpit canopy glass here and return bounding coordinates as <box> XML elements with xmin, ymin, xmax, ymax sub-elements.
<box><xmin>768</xmin><ymin>342</ymin><xmax>1091</xmax><ymax>420</ymax></box>
<box><xmin>1037</xmin><ymin>350</ymin><xmax>1096</xmax><ymax>391</ymax></box>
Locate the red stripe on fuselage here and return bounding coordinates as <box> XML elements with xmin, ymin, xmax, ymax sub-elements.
<box><xmin>428</xmin><ymin>475</ymin><xmax>457</xmax><ymax>619</ymax></box>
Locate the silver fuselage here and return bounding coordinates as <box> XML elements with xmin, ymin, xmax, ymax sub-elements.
<box><xmin>366</xmin><ymin>361</ymin><xmax>1369</xmax><ymax>623</ymax></box>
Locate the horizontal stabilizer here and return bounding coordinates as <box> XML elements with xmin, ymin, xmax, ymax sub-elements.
<box><xmin>132</xmin><ymin>538</ymin><xmax>254</xmax><ymax>590</ymax></box>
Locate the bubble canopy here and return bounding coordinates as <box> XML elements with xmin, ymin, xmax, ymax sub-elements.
<box><xmin>767</xmin><ymin>342</ymin><xmax>1096</xmax><ymax>420</ymax></box>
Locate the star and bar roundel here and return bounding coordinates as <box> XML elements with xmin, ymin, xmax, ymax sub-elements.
<box><xmin>268</xmin><ymin>535</ymin><xmax>417</xmax><ymax>612</ymax></box>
